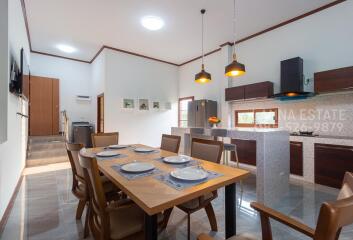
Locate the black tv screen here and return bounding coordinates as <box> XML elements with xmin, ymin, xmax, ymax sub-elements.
<box><xmin>9</xmin><ymin>48</ymin><xmax>30</xmax><ymax>99</ymax></box>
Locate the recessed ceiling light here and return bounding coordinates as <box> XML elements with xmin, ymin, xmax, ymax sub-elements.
<box><xmin>56</xmin><ymin>44</ymin><xmax>77</xmax><ymax>53</ymax></box>
<box><xmin>141</xmin><ymin>16</ymin><xmax>164</xmax><ymax>31</ymax></box>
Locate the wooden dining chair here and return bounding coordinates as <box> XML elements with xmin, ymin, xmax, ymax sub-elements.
<box><xmin>160</xmin><ymin>134</ymin><xmax>181</xmax><ymax>153</ymax></box>
<box><xmin>197</xmin><ymin>172</ymin><xmax>353</xmax><ymax>240</ymax></box>
<box><xmin>78</xmin><ymin>153</ymin><xmax>146</xmax><ymax>240</ymax></box>
<box><xmin>66</xmin><ymin>142</ymin><xmax>121</xmax><ymax>238</ymax></box>
<box><xmin>163</xmin><ymin>138</ymin><xmax>223</xmax><ymax>240</ymax></box>
<box><xmin>91</xmin><ymin>132</ymin><xmax>119</xmax><ymax>148</ymax></box>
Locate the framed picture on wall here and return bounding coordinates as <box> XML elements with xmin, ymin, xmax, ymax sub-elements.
<box><xmin>164</xmin><ymin>102</ymin><xmax>172</xmax><ymax>110</ymax></box>
<box><xmin>123</xmin><ymin>98</ymin><xmax>135</xmax><ymax>109</ymax></box>
<box><xmin>139</xmin><ymin>99</ymin><xmax>149</xmax><ymax>110</ymax></box>
<box><xmin>152</xmin><ymin>101</ymin><xmax>160</xmax><ymax>110</ymax></box>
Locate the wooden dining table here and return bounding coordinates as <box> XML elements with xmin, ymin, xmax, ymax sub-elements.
<box><xmin>82</xmin><ymin>144</ymin><xmax>250</xmax><ymax>240</ymax></box>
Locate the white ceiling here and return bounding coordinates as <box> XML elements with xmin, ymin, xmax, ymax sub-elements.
<box><xmin>25</xmin><ymin>0</ymin><xmax>335</xmax><ymax>64</ymax></box>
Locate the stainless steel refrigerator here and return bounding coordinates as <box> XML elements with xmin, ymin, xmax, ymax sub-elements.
<box><xmin>187</xmin><ymin>100</ymin><xmax>217</xmax><ymax>128</ymax></box>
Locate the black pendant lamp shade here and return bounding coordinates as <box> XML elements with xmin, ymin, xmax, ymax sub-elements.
<box><xmin>195</xmin><ymin>64</ymin><xmax>211</xmax><ymax>83</ymax></box>
<box><xmin>225</xmin><ymin>0</ymin><xmax>246</xmax><ymax>77</ymax></box>
<box><xmin>195</xmin><ymin>9</ymin><xmax>211</xmax><ymax>83</ymax></box>
<box><xmin>225</xmin><ymin>54</ymin><xmax>246</xmax><ymax>77</ymax></box>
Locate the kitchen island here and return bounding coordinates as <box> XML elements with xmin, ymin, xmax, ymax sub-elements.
<box><xmin>171</xmin><ymin>127</ymin><xmax>290</xmax><ymax>205</ymax></box>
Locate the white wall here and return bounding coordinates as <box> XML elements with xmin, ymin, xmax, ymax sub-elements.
<box><xmin>0</xmin><ymin>0</ymin><xmax>8</xmax><ymax>143</ymax></box>
<box><xmin>91</xmin><ymin>50</ymin><xmax>106</xmax><ymax>127</ymax></box>
<box><xmin>103</xmin><ymin>49</ymin><xmax>179</xmax><ymax>147</ymax></box>
<box><xmin>232</xmin><ymin>0</ymin><xmax>353</xmax><ymax>92</ymax></box>
<box><xmin>179</xmin><ymin>51</ymin><xmax>223</xmax><ymax>102</ymax></box>
<box><xmin>0</xmin><ymin>0</ymin><xmax>30</xmax><ymax>221</ymax></box>
<box><xmin>178</xmin><ymin>1</ymin><xmax>353</xmax><ymax>132</ymax></box>
<box><xmin>30</xmin><ymin>53</ymin><xmax>94</xmax><ymax>126</ymax></box>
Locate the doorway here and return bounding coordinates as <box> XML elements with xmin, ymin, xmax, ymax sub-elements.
<box><xmin>97</xmin><ymin>93</ymin><xmax>104</xmax><ymax>133</ymax></box>
<box><xmin>29</xmin><ymin>76</ymin><xmax>59</xmax><ymax>136</ymax></box>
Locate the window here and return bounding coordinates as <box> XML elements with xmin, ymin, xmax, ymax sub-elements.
<box><xmin>235</xmin><ymin>108</ymin><xmax>278</xmax><ymax>128</ymax></box>
<box><xmin>178</xmin><ymin>96</ymin><xmax>194</xmax><ymax>127</ymax></box>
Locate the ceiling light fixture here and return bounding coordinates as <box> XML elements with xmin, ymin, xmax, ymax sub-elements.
<box><xmin>225</xmin><ymin>0</ymin><xmax>246</xmax><ymax>77</ymax></box>
<box><xmin>195</xmin><ymin>9</ymin><xmax>211</xmax><ymax>84</ymax></box>
<box><xmin>56</xmin><ymin>44</ymin><xmax>77</xmax><ymax>53</ymax></box>
<box><xmin>141</xmin><ymin>16</ymin><xmax>164</xmax><ymax>31</ymax></box>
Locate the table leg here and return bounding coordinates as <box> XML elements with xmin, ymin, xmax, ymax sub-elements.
<box><xmin>144</xmin><ymin>213</ymin><xmax>157</xmax><ymax>240</ymax></box>
<box><xmin>225</xmin><ymin>183</ymin><xmax>236</xmax><ymax>238</ymax></box>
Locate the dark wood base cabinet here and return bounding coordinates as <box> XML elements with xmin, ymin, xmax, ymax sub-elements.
<box><xmin>290</xmin><ymin>141</ymin><xmax>303</xmax><ymax>176</ymax></box>
<box><xmin>315</xmin><ymin>143</ymin><xmax>353</xmax><ymax>188</ymax></box>
<box><xmin>231</xmin><ymin>139</ymin><xmax>256</xmax><ymax>166</ymax></box>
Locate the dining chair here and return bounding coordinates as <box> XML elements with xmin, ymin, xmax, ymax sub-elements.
<box><xmin>197</xmin><ymin>171</ymin><xmax>353</xmax><ymax>240</ymax></box>
<box><xmin>66</xmin><ymin>142</ymin><xmax>121</xmax><ymax>238</ymax></box>
<box><xmin>162</xmin><ymin>138</ymin><xmax>223</xmax><ymax>240</ymax></box>
<box><xmin>78</xmin><ymin>153</ymin><xmax>146</xmax><ymax>240</ymax></box>
<box><xmin>91</xmin><ymin>132</ymin><xmax>119</xmax><ymax>148</ymax></box>
<box><xmin>160</xmin><ymin>134</ymin><xmax>181</xmax><ymax>153</ymax></box>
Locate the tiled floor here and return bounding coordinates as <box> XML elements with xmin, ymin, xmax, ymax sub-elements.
<box><xmin>1</xmin><ymin>163</ymin><xmax>353</xmax><ymax>240</ymax></box>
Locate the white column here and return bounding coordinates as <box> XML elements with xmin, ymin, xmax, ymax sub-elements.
<box><xmin>219</xmin><ymin>44</ymin><xmax>233</xmax><ymax>128</ymax></box>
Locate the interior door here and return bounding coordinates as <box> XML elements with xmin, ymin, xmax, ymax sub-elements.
<box><xmin>97</xmin><ymin>94</ymin><xmax>104</xmax><ymax>133</ymax></box>
<box><xmin>29</xmin><ymin>76</ymin><xmax>59</xmax><ymax>136</ymax></box>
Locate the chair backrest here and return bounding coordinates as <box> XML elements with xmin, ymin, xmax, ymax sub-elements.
<box><xmin>191</xmin><ymin>138</ymin><xmax>223</xmax><ymax>164</ymax></box>
<box><xmin>78</xmin><ymin>153</ymin><xmax>109</xmax><ymax>239</ymax></box>
<box><xmin>314</xmin><ymin>172</ymin><xmax>353</xmax><ymax>240</ymax></box>
<box><xmin>161</xmin><ymin>134</ymin><xmax>181</xmax><ymax>153</ymax></box>
<box><xmin>65</xmin><ymin>142</ymin><xmax>85</xmax><ymax>182</ymax></box>
<box><xmin>91</xmin><ymin>132</ymin><xmax>119</xmax><ymax>148</ymax></box>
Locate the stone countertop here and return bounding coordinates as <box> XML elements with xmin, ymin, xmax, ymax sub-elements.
<box><xmin>290</xmin><ymin>134</ymin><xmax>353</xmax><ymax>141</ymax></box>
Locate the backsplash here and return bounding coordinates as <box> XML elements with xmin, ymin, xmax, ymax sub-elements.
<box><xmin>230</xmin><ymin>92</ymin><xmax>353</xmax><ymax>137</ymax></box>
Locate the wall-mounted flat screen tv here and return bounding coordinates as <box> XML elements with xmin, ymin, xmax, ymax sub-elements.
<box><xmin>9</xmin><ymin>48</ymin><xmax>30</xmax><ymax>100</ymax></box>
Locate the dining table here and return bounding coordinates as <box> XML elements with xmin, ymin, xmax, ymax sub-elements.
<box><xmin>81</xmin><ymin>144</ymin><xmax>250</xmax><ymax>240</ymax></box>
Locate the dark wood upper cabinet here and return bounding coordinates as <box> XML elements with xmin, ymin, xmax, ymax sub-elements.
<box><xmin>231</xmin><ymin>139</ymin><xmax>256</xmax><ymax>166</ymax></box>
<box><xmin>225</xmin><ymin>81</ymin><xmax>273</xmax><ymax>101</ymax></box>
<box><xmin>290</xmin><ymin>141</ymin><xmax>303</xmax><ymax>176</ymax></box>
<box><xmin>314</xmin><ymin>66</ymin><xmax>353</xmax><ymax>93</ymax></box>
<box><xmin>225</xmin><ymin>86</ymin><xmax>244</xmax><ymax>101</ymax></box>
<box><xmin>244</xmin><ymin>81</ymin><xmax>274</xmax><ymax>99</ymax></box>
<box><xmin>315</xmin><ymin>143</ymin><xmax>353</xmax><ymax>188</ymax></box>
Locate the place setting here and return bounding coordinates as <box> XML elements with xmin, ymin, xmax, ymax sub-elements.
<box><xmin>111</xmin><ymin>160</ymin><xmax>162</xmax><ymax>180</ymax></box>
<box><xmin>154</xmin><ymin>155</ymin><xmax>197</xmax><ymax>168</ymax></box>
<box><xmin>131</xmin><ymin>147</ymin><xmax>160</xmax><ymax>154</ymax></box>
<box><xmin>95</xmin><ymin>149</ymin><xmax>128</xmax><ymax>160</ymax></box>
<box><xmin>155</xmin><ymin>165</ymin><xmax>223</xmax><ymax>191</ymax></box>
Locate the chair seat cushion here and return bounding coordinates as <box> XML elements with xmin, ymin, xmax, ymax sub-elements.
<box><xmin>178</xmin><ymin>192</ymin><xmax>215</xmax><ymax>210</ymax></box>
<box><xmin>109</xmin><ymin>204</ymin><xmax>144</xmax><ymax>240</ymax></box>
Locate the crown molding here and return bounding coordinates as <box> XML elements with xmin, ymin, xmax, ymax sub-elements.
<box><xmin>21</xmin><ymin>0</ymin><xmax>346</xmax><ymax>66</ymax></box>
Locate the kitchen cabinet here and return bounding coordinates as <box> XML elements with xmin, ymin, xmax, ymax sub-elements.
<box><xmin>290</xmin><ymin>141</ymin><xmax>303</xmax><ymax>176</ymax></box>
<box><xmin>231</xmin><ymin>139</ymin><xmax>256</xmax><ymax>166</ymax></box>
<box><xmin>225</xmin><ymin>81</ymin><xmax>273</xmax><ymax>101</ymax></box>
<box><xmin>245</xmin><ymin>81</ymin><xmax>274</xmax><ymax>99</ymax></box>
<box><xmin>314</xmin><ymin>66</ymin><xmax>353</xmax><ymax>93</ymax></box>
<box><xmin>225</xmin><ymin>86</ymin><xmax>244</xmax><ymax>101</ymax></box>
<box><xmin>315</xmin><ymin>143</ymin><xmax>353</xmax><ymax>188</ymax></box>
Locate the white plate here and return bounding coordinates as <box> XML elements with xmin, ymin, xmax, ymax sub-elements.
<box><xmin>163</xmin><ymin>155</ymin><xmax>191</xmax><ymax>164</ymax></box>
<box><xmin>134</xmin><ymin>147</ymin><xmax>155</xmax><ymax>153</ymax></box>
<box><xmin>109</xmin><ymin>145</ymin><xmax>128</xmax><ymax>149</ymax></box>
<box><xmin>121</xmin><ymin>162</ymin><xmax>155</xmax><ymax>173</ymax></box>
<box><xmin>170</xmin><ymin>167</ymin><xmax>208</xmax><ymax>181</ymax></box>
<box><xmin>96</xmin><ymin>151</ymin><xmax>120</xmax><ymax>157</ymax></box>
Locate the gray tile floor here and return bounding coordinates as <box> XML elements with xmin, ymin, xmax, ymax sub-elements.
<box><xmin>1</xmin><ymin>166</ymin><xmax>353</xmax><ymax>240</ymax></box>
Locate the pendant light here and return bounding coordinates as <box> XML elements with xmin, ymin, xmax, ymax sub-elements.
<box><xmin>225</xmin><ymin>0</ymin><xmax>246</xmax><ymax>77</ymax></box>
<box><xmin>195</xmin><ymin>9</ymin><xmax>211</xmax><ymax>83</ymax></box>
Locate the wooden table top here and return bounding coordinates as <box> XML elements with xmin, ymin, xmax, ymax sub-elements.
<box><xmin>81</xmin><ymin>144</ymin><xmax>250</xmax><ymax>215</ymax></box>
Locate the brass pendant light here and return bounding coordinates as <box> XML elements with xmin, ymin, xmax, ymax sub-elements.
<box><xmin>195</xmin><ymin>9</ymin><xmax>211</xmax><ymax>83</ymax></box>
<box><xmin>225</xmin><ymin>0</ymin><xmax>246</xmax><ymax>77</ymax></box>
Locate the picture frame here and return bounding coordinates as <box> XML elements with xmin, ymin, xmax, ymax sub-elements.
<box><xmin>139</xmin><ymin>99</ymin><xmax>149</xmax><ymax>110</ymax></box>
<box><xmin>152</xmin><ymin>101</ymin><xmax>160</xmax><ymax>110</ymax></box>
<box><xmin>123</xmin><ymin>98</ymin><xmax>135</xmax><ymax>109</ymax></box>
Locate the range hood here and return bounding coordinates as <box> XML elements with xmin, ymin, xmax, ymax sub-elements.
<box><xmin>273</xmin><ymin>57</ymin><xmax>315</xmax><ymax>100</ymax></box>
